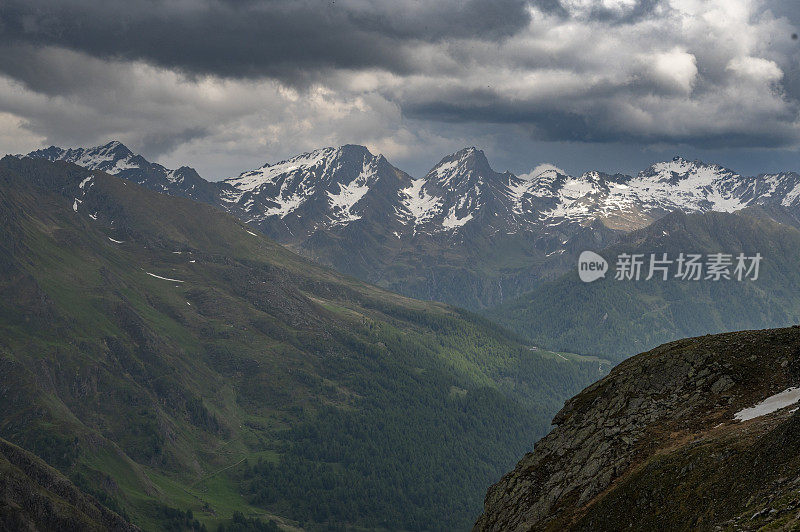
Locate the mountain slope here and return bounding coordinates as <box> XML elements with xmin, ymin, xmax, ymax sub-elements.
<box><xmin>488</xmin><ymin>208</ymin><xmax>800</xmax><ymax>360</ymax></box>
<box><xmin>0</xmin><ymin>438</ymin><xmax>138</xmax><ymax>531</ymax></box>
<box><xmin>0</xmin><ymin>155</ymin><xmax>607</xmax><ymax>530</ymax></box>
<box><xmin>475</xmin><ymin>326</ymin><xmax>800</xmax><ymax>531</ymax></box>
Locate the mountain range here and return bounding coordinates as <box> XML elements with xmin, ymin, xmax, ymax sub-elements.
<box><xmin>10</xmin><ymin>142</ymin><xmax>800</xmax><ymax>530</ymax></box>
<box><xmin>0</xmin><ymin>154</ymin><xmax>606</xmax><ymax>530</ymax></box>
<box><xmin>26</xmin><ymin>142</ymin><xmax>800</xmax><ymax>309</ymax></box>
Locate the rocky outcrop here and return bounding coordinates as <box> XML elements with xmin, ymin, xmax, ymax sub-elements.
<box><xmin>475</xmin><ymin>326</ymin><xmax>800</xmax><ymax>531</ymax></box>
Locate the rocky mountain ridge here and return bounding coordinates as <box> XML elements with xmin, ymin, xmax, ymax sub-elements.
<box><xmin>27</xmin><ymin>143</ymin><xmax>800</xmax><ymax>236</ymax></box>
<box><xmin>475</xmin><ymin>326</ymin><xmax>800</xmax><ymax>531</ymax></box>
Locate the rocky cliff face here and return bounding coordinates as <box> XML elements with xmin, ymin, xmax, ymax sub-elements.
<box><xmin>475</xmin><ymin>326</ymin><xmax>800</xmax><ymax>531</ymax></box>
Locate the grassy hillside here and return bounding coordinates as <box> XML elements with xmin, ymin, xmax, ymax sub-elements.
<box><xmin>487</xmin><ymin>210</ymin><xmax>800</xmax><ymax>361</ymax></box>
<box><xmin>0</xmin><ymin>156</ymin><xmax>608</xmax><ymax>531</ymax></box>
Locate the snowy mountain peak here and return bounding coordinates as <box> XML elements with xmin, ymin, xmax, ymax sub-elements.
<box><xmin>427</xmin><ymin>147</ymin><xmax>492</xmax><ymax>185</ymax></box>
<box><xmin>25</xmin><ymin>141</ymin><xmax>219</xmax><ymax>202</ymax></box>
<box><xmin>639</xmin><ymin>157</ymin><xmax>735</xmax><ymax>185</ymax></box>
<box><xmin>224</xmin><ymin>144</ymin><xmax>382</xmax><ymax>193</ymax></box>
<box><xmin>217</xmin><ymin>144</ymin><xmax>408</xmax><ymax>229</ymax></box>
<box><xmin>27</xmin><ymin>141</ymin><xmax>141</xmax><ymax>175</ymax></box>
<box><xmin>101</xmin><ymin>140</ymin><xmax>129</xmax><ymax>153</ymax></box>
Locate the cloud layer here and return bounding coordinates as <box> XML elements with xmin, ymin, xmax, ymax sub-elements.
<box><xmin>0</xmin><ymin>0</ymin><xmax>798</xmax><ymax>178</ymax></box>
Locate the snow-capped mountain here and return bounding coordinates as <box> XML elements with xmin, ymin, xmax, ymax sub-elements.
<box><xmin>218</xmin><ymin>144</ymin><xmax>412</xmax><ymax>242</ymax></box>
<box><xmin>400</xmin><ymin>147</ymin><xmax>534</xmax><ymax>233</ymax></box>
<box><xmin>229</xmin><ymin>147</ymin><xmax>800</xmax><ymax>239</ymax></box>
<box><xmin>20</xmin><ymin>141</ymin><xmax>800</xmax><ymax>308</ymax></box>
<box><xmin>26</xmin><ymin>141</ymin><xmax>225</xmax><ymax>204</ymax></box>
<box><xmin>531</xmin><ymin>157</ymin><xmax>800</xmax><ymax>231</ymax></box>
<box><xmin>27</xmin><ymin>142</ymin><xmax>800</xmax><ymax>239</ymax></box>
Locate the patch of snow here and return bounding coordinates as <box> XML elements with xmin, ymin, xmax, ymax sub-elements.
<box><xmin>265</xmin><ymin>191</ymin><xmax>307</xmax><ymax>218</ymax></box>
<box><xmin>783</xmin><ymin>182</ymin><xmax>800</xmax><ymax>207</ymax></box>
<box><xmin>432</xmin><ymin>159</ymin><xmax>461</xmax><ymax>186</ymax></box>
<box><xmin>145</xmin><ymin>271</ymin><xmax>185</xmax><ymax>283</ymax></box>
<box><xmin>112</xmin><ymin>157</ymin><xmax>140</xmax><ymax>173</ymax></box>
<box><xmin>246</xmin><ymin>229</ymin><xmax>258</xmax><ymax>236</ymax></box>
<box><xmin>327</xmin><ymin>159</ymin><xmax>372</xmax><ymax>225</ymax></box>
<box><xmin>506</xmin><ymin>177</ymin><xmax>534</xmax><ymax>214</ymax></box>
<box><xmin>401</xmin><ymin>179</ymin><xmax>442</xmax><ymax>225</ymax></box>
<box><xmin>79</xmin><ymin>176</ymin><xmax>94</xmax><ymax>189</ymax></box>
<box><xmin>219</xmin><ymin>188</ymin><xmax>245</xmax><ymax>204</ymax></box>
<box><xmin>108</xmin><ymin>237</ymin><xmax>124</xmax><ymax>244</ymax></box>
<box><xmin>225</xmin><ymin>147</ymin><xmax>336</xmax><ymax>192</ymax></box>
<box><xmin>441</xmin><ymin>207</ymin><xmax>473</xmax><ymax>229</ymax></box>
<box><xmin>735</xmin><ymin>387</ymin><xmax>800</xmax><ymax>422</ymax></box>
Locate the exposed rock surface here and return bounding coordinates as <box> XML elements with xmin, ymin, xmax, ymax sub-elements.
<box><xmin>476</xmin><ymin>326</ymin><xmax>800</xmax><ymax>531</ymax></box>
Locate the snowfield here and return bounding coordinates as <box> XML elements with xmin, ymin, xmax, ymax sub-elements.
<box><xmin>735</xmin><ymin>387</ymin><xmax>800</xmax><ymax>422</ymax></box>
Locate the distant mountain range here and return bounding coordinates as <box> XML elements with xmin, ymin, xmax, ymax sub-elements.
<box><xmin>24</xmin><ymin>141</ymin><xmax>800</xmax><ymax>309</ymax></box>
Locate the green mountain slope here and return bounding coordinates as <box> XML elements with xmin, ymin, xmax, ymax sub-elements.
<box><xmin>0</xmin><ymin>156</ymin><xmax>608</xmax><ymax>531</ymax></box>
<box><xmin>486</xmin><ymin>209</ymin><xmax>800</xmax><ymax>360</ymax></box>
<box><xmin>0</xmin><ymin>437</ymin><xmax>138</xmax><ymax>531</ymax></box>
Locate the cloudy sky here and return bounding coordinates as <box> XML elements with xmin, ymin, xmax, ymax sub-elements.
<box><xmin>0</xmin><ymin>0</ymin><xmax>798</xmax><ymax>179</ymax></box>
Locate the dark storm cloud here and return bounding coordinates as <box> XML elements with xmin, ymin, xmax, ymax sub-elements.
<box><xmin>140</xmin><ymin>127</ymin><xmax>211</xmax><ymax>159</ymax></box>
<box><xmin>0</xmin><ymin>0</ymin><xmax>532</xmax><ymax>82</ymax></box>
<box><xmin>406</xmin><ymin>97</ymin><xmax>800</xmax><ymax>149</ymax></box>
<box><xmin>0</xmin><ymin>0</ymin><xmax>798</xmax><ymax>173</ymax></box>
